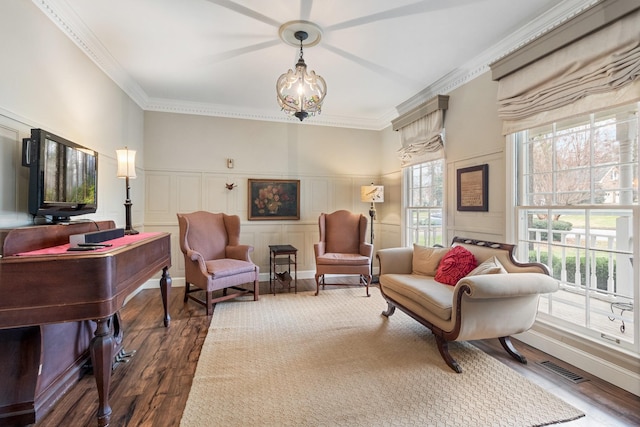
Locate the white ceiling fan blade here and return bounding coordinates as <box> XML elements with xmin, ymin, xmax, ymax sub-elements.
<box><xmin>204</xmin><ymin>0</ymin><xmax>280</xmax><ymax>27</ymax></box>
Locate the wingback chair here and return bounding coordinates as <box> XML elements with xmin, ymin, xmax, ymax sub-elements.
<box><xmin>177</xmin><ymin>211</ymin><xmax>259</xmax><ymax>315</ymax></box>
<box><xmin>314</xmin><ymin>210</ymin><xmax>373</xmax><ymax>296</ymax></box>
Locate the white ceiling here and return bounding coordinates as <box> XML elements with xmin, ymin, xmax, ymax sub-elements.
<box><xmin>35</xmin><ymin>0</ymin><xmax>597</xmax><ymax>130</ymax></box>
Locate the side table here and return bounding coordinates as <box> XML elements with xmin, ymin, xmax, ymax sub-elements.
<box><xmin>269</xmin><ymin>244</ymin><xmax>298</xmax><ymax>295</ymax></box>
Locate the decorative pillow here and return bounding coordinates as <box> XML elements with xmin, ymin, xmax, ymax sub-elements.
<box><xmin>434</xmin><ymin>246</ymin><xmax>478</xmax><ymax>286</ymax></box>
<box><xmin>412</xmin><ymin>244</ymin><xmax>449</xmax><ymax>276</ymax></box>
<box><xmin>466</xmin><ymin>256</ymin><xmax>507</xmax><ymax>276</ymax></box>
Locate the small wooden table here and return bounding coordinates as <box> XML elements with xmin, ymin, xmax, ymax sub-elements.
<box><xmin>269</xmin><ymin>245</ymin><xmax>298</xmax><ymax>295</ymax></box>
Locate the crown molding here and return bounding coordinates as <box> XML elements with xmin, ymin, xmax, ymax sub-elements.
<box><xmin>394</xmin><ymin>0</ymin><xmax>601</xmax><ymax>116</ymax></box>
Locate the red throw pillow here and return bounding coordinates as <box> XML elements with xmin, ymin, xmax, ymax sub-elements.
<box><xmin>434</xmin><ymin>246</ymin><xmax>478</xmax><ymax>286</ymax></box>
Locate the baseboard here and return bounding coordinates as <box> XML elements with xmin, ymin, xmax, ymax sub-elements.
<box><xmin>515</xmin><ymin>327</ymin><xmax>640</xmax><ymax>396</ymax></box>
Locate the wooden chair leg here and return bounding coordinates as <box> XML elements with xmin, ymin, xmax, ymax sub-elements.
<box><xmin>183</xmin><ymin>282</ymin><xmax>189</xmax><ymax>303</ymax></box>
<box><xmin>205</xmin><ymin>292</ymin><xmax>212</xmax><ymax>316</ymax></box>
<box><xmin>435</xmin><ymin>335</ymin><xmax>462</xmax><ymax>373</ymax></box>
<box><xmin>381</xmin><ymin>302</ymin><xmax>396</xmax><ymax>317</ymax></box>
<box><xmin>364</xmin><ymin>274</ymin><xmax>371</xmax><ymax>297</ymax></box>
<box><xmin>314</xmin><ymin>274</ymin><xmax>321</xmax><ymax>296</ymax></box>
<box><xmin>499</xmin><ymin>336</ymin><xmax>527</xmax><ymax>364</ymax></box>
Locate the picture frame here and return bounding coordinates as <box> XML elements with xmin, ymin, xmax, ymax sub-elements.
<box><xmin>248</xmin><ymin>179</ymin><xmax>300</xmax><ymax>220</ymax></box>
<box><xmin>457</xmin><ymin>164</ymin><xmax>488</xmax><ymax>212</ymax></box>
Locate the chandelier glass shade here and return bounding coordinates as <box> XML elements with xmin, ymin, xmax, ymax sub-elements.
<box><xmin>276</xmin><ymin>30</ymin><xmax>326</xmax><ymax>121</ymax></box>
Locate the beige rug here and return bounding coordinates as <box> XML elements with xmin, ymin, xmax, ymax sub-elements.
<box><xmin>180</xmin><ymin>287</ymin><xmax>584</xmax><ymax>427</ymax></box>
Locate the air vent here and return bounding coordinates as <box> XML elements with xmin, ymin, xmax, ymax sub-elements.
<box><xmin>538</xmin><ymin>361</ymin><xmax>589</xmax><ymax>384</ymax></box>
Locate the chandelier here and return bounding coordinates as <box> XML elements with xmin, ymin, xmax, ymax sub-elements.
<box><xmin>276</xmin><ymin>29</ymin><xmax>327</xmax><ymax>121</ymax></box>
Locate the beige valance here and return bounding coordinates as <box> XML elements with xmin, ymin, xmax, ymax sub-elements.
<box><xmin>496</xmin><ymin>7</ymin><xmax>640</xmax><ymax>135</ymax></box>
<box><xmin>397</xmin><ymin>110</ymin><xmax>444</xmax><ymax>166</ymax></box>
<box><xmin>393</xmin><ymin>95</ymin><xmax>449</xmax><ymax>167</ymax></box>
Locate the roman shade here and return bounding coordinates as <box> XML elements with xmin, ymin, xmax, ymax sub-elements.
<box><xmin>493</xmin><ymin>4</ymin><xmax>640</xmax><ymax>135</ymax></box>
<box><xmin>392</xmin><ymin>95</ymin><xmax>449</xmax><ymax>167</ymax></box>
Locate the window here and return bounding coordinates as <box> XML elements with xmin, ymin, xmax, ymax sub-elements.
<box><xmin>405</xmin><ymin>159</ymin><xmax>444</xmax><ymax>247</ymax></box>
<box><xmin>514</xmin><ymin>102</ymin><xmax>638</xmax><ymax>351</ymax></box>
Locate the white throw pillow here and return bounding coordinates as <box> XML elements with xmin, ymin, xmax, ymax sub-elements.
<box><xmin>412</xmin><ymin>244</ymin><xmax>449</xmax><ymax>276</ymax></box>
<box><xmin>466</xmin><ymin>256</ymin><xmax>507</xmax><ymax>276</ymax></box>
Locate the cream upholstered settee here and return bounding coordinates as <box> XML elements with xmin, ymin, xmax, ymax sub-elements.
<box><xmin>376</xmin><ymin>237</ymin><xmax>559</xmax><ymax>373</ymax></box>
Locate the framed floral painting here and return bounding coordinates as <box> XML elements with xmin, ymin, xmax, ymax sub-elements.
<box><xmin>248</xmin><ymin>179</ymin><xmax>300</xmax><ymax>220</ymax></box>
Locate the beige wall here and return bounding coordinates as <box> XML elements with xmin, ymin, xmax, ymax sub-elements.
<box><xmin>0</xmin><ymin>0</ymin><xmax>144</xmax><ymax>229</ymax></box>
<box><xmin>377</xmin><ymin>71</ymin><xmax>508</xmax><ymax>249</ymax></box>
<box><xmin>445</xmin><ymin>72</ymin><xmax>507</xmax><ymax>243</ymax></box>
<box><xmin>139</xmin><ymin>71</ymin><xmax>510</xmax><ymax>280</ymax></box>
<box><xmin>143</xmin><ymin>112</ymin><xmax>383</xmax><ymax>279</ymax></box>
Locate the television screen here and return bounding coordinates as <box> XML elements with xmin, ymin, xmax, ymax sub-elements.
<box><xmin>25</xmin><ymin>129</ymin><xmax>98</xmax><ymax>221</ymax></box>
<box><xmin>42</xmin><ymin>138</ymin><xmax>97</xmax><ymax>206</ymax></box>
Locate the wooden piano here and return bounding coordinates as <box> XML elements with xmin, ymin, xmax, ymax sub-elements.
<box><xmin>0</xmin><ymin>221</ymin><xmax>171</xmax><ymax>427</ymax></box>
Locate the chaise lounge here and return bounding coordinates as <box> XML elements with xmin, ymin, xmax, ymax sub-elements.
<box><xmin>376</xmin><ymin>236</ymin><xmax>559</xmax><ymax>373</ymax></box>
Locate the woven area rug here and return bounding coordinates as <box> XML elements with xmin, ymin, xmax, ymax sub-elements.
<box><xmin>180</xmin><ymin>287</ymin><xmax>584</xmax><ymax>427</ymax></box>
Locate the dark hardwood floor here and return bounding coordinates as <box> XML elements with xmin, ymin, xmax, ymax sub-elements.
<box><xmin>34</xmin><ymin>279</ymin><xmax>640</xmax><ymax>427</ymax></box>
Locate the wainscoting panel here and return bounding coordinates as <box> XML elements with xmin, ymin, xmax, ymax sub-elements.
<box><xmin>333</xmin><ymin>177</ymin><xmax>360</xmax><ymax>213</ymax></box>
<box><xmin>307</xmin><ymin>178</ymin><xmax>329</xmax><ymax>219</ymax></box>
<box><xmin>144</xmin><ymin>170</ymin><xmax>381</xmax><ymax>282</ymax></box>
<box><xmin>0</xmin><ymin>124</ymin><xmax>21</xmax><ymax>223</ymax></box>
<box><xmin>176</xmin><ymin>174</ymin><xmax>203</xmax><ymax>214</ymax></box>
<box><xmin>0</xmin><ymin>121</ymin><xmax>30</xmax><ymax>227</ymax></box>
<box><xmin>203</xmin><ymin>175</ymin><xmax>232</xmax><ymax>213</ymax></box>
<box><xmin>146</xmin><ymin>173</ymin><xmax>173</xmax><ymax>220</ymax></box>
<box><xmin>447</xmin><ymin>151</ymin><xmax>506</xmax><ymax>243</ymax></box>
<box><xmin>248</xmin><ymin>228</ymin><xmax>281</xmax><ymax>269</ymax></box>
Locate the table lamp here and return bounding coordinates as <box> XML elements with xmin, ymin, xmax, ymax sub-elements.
<box><xmin>116</xmin><ymin>147</ymin><xmax>139</xmax><ymax>235</ymax></box>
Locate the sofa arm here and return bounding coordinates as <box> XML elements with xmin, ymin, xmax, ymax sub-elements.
<box><xmin>377</xmin><ymin>247</ymin><xmax>413</xmax><ymax>275</ymax></box>
<box><xmin>456</xmin><ymin>273</ymin><xmax>559</xmax><ymax>299</ymax></box>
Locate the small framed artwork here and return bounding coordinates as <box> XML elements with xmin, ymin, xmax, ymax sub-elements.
<box><xmin>248</xmin><ymin>179</ymin><xmax>300</xmax><ymax>220</ymax></box>
<box><xmin>457</xmin><ymin>164</ymin><xmax>488</xmax><ymax>212</ymax></box>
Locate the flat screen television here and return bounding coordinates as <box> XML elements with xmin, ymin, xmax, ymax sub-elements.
<box><xmin>23</xmin><ymin>128</ymin><xmax>98</xmax><ymax>221</ymax></box>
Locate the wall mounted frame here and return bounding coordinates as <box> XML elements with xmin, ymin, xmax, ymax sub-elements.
<box><xmin>248</xmin><ymin>179</ymin><xmax>300</xmax><ymax>220</ymax></box>
<box><xmin>457</xmin><ymin>164</ymin><xmax>488</xmax><ymax>212</ymax></box>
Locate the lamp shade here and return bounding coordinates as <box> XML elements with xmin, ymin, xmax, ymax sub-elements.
<box><xmin>116</xmin><ymin>148</ymin><xmax>137</xmax><ymax>179</ymax></box>
<box><xmin>361</xmin><ymin>185</ymin><xmax>384</xmax><ymax>203</ymax></box>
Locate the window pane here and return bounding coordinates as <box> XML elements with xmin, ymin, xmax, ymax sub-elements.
<box><xmin>515</xmin><ymin>102</ymin><xmax>638</xmax><ymax>349</ymax></box>
<box><xmin>405</xmin><ymin>159</ymin><xmax>444</xmax><ymax>247</ymax></box>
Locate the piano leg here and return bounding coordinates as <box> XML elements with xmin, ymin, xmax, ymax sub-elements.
<box><xmin>160</xmin><ymin>266</ymin><xmax>172</xmax><ymax>327</ymax></box>
<box><xmin>90</xmin><ymin>317</ymin><xmax>114</xmax><ymax>427</ymax></box>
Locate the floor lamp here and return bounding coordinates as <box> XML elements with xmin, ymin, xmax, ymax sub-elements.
<box><xmin>116</xmin><ymin>147</ymin><xmax>139</xmax><ymax>235</ymax></box>
<box><xmin>360</xmin><ymin>183</ymin><xmax>384</xmax><ymax>283</ymax></box>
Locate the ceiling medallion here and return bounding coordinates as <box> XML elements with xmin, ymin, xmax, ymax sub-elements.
<box><xmin>276</xmin><ymin>21</ymin><xmax>327</xmax><ymax>122</ymax></box>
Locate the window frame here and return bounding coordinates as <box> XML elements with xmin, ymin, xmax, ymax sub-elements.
<box><xmin>510</xmin><ymin>105</ymin><xmax>639</xmax><ymax>353</ymax></box>
<box><xmin>403</xmin><ymin>159</ymin><xmax>445</xmax><ymax>248</ymax></box>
